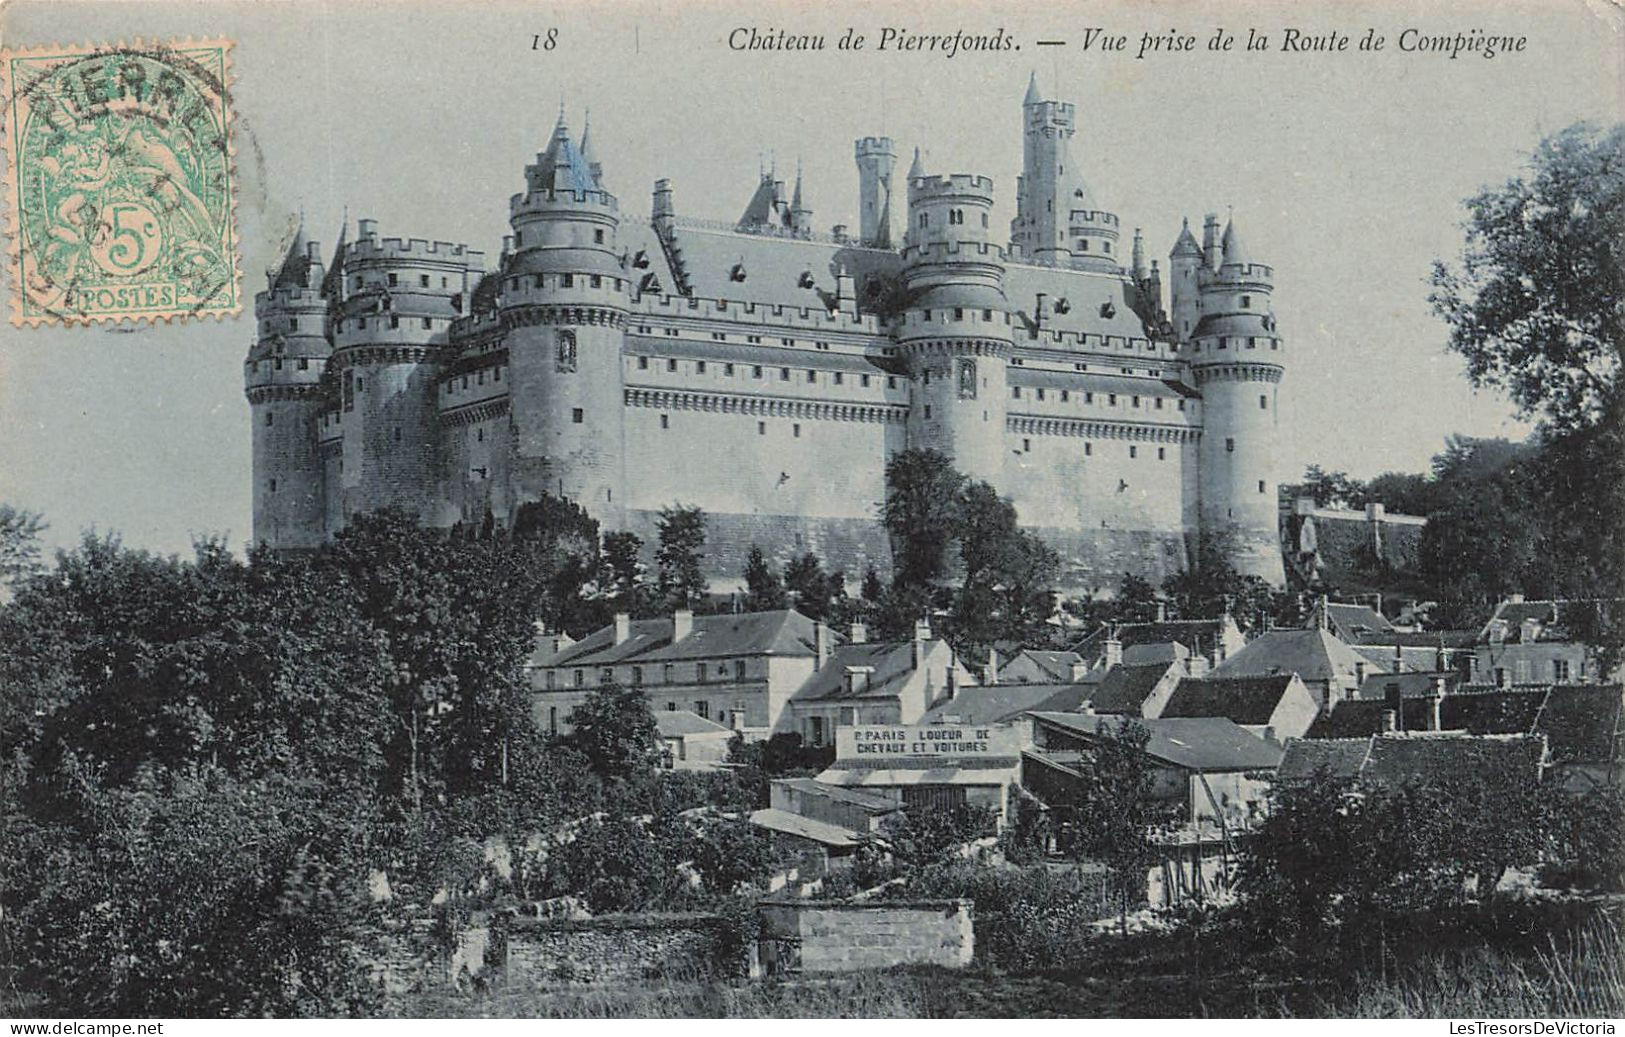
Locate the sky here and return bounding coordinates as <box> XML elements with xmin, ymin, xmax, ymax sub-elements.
<box><xmin>1</xmin><ymin>0</ymin><xmax>1620</xmax><ymax>557</ymax></box>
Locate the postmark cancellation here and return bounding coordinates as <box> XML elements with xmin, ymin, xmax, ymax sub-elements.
<box><xmin>0</xmin><ymin>38</ymin><xmax>239</xmax><ymax>326</ymax></box>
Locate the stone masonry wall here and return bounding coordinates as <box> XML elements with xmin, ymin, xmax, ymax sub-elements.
<box><xmin>499</xmin><ymin>913</ymin><xmax>729</xmax><ymax>984</ymax></box>
<box><xmin>757</xmin><ymin>898</ymin><xmax>974</xmax><ymax>973</ymax></box>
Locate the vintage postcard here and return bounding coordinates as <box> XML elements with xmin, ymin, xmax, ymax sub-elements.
<box><xmin>0</xmin><ymin>0</ymin><xmax>1621</xmax><ymax>1026</ymax></box>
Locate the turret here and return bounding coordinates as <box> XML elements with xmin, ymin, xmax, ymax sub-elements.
<box><xmin>899</xmin><ymin>162</ymin><xmax>1012</xmax><ymax>485</ymax></box>
<box><xmin>245</xmin><ymin>223</ymin><xmax>332</xmax><ymax>548</ymax></box>
<box><xmin>854</xmin><ymin>137</ymin><xmax>896</xmax><ymax>248</ymax></box>
<box><xmin>1010</xmin><ymin>75</ymin><xmax>1119</xmax><ymax>273</ymax></box>
<box><xmin>1190</xmin><ymin>213</ymin><xmax>1285</xmax><ymax>585</ymax></box>
<box><xmin>503</xmin><ymin>111</ymin><xmax>629</xmax><ymax>528</ymax></box>
<box><xmin>1168</xmin><ymin>217</ymin><xmax>1203</xmax><ymax>342</ymax></box>
<box><xmin>329</xmin><ymin>217</ymin><xmax>484</xmax><ymax>528</ymax></box>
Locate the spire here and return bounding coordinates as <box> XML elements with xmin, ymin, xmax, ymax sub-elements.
<box><xmin>271</xmin><ymin>220</ymin><xmax>312</xmax><ymax>290</ymax></box>
<box><xmin>579</xmin><ymin>108</ymin><xmax>595</xmax><ymax>162</ymax></box>
<box><xmin>908</xmin><ymin>146</ymin><xmax>925</xmax><ymax>180</ymax></box>
<box><xmin>321</xmin><ymin>210</ymin><xmax>348</xmax><ymax>301</ymax></box>
<box><xmin>1131</xmin><ymin>227</ymin><xmax>1146</xmax><ymax>278</ymax></box>
<box><xmin>533</xmin><ymin>110</ymin><xmax>596</xmax><ymax>195</ymax></box>
<box><xmin>791</xmin><ymin>160</ymin><xmax>804</xmax><ymax>210</ymax></box>
<box><xmin>1171</xmin><ymin>216</ymin><xmax>1201</xmax><ymax>258</ymax></box>
<box><xmin>1024</xmin><ymin>70</ymin><xmax>1042</xmax><ymax>106</ymax></box>
<box><xmin>1221</xmin><ymin>213</ymin><xmax>1251</xmax><ymax>268</ymax></box>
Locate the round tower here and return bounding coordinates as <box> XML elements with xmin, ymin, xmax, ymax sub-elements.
<box><xmin>330</xmin><ymin>218</ymin><xmax>483</xmax><ymax>525</ymax></box>
<box><xmin>898</xmin><ymin>165</ymin><xmax>1012</xmax><ymax>486</ymax></box>
<box><xmin>245</xmin><ymin>227</ymin><xmax>331</xmax><ymax>549</ymax></box>
<box><xmin>1167</xmin><ymin>217</ymin><xmax>1204</xmax><ymax>343</ymax></box>
<box><xmin>854</xmin><ymin>136</ymin><xmax>896</xmax><ymax>249</ymax></box>
<box><xmin>1191</xmin><ymin>216</ymin><xmax>1286</xmax><ymax>586</ymax></box>
<box><xmin>504</xmin><ymin>112</ymin><xmax>629</xmax><ymax>528</ymax></box>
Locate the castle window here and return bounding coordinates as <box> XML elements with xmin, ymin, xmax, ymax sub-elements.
<box><xmin>299</xmin><ymin>358</ymin><xmax>309</xmax><ymax>370</ymax></box>
<box><xmin>1080</xmin><ymin>241</ymin><xmax>1089</xmax><ymax>251</ymax></box>
<box><xmin>1109</xmin><ymin>394</ymin><xmax>1117</xmax><ymax>406</ymax></box>
<box><xmin>595</xmin><ymin>229</ymin><xmax>605</xmax><ymax>244</ymax></box>
<box><xmin>478</xmin><ymin>370</ymin><xmax>485</xmax><ymax>384</ymax></box>
<box><xmin>1260</xmin><ymin>394</ymin><xmax>1268</xmax><ymax>410</ymax></box>
<box><xmin>1085</xmin><ymin>392</ymin><xmax>1094</xmax><ymax>403</ymax></box>
<box><xmin>289</xmin><ymin>317</ymin><xmax>299</xmax><ymax>331</ymax></box>
<box><xmin>757</xmin><ymin>421</ymin><xmax>766</xmax><ymax>435</ymax></box>
<box><xmin>572</xmin><ymin>408</ymin><xmax>584</xmax><ymax>423</ymax></box>
<box><xmin>793</xmin><ymin>424</ymin><xmax>802</xmax><ymax>438</ymax></box>
<box><xmin>981</xmin><ymin>213</ymin><xmax>989</xmax><ymax>228</ymax></box>
<box><xmin>780</xmin><ymin>368</ymin><xmax>790</xmax><ymax>381</ymax></box>
<box><xmin>660</xmin><ymin>415</ymin><xmax>669</xmax><ymax>429</ymax></box>
<box><xmin>388</xmin><ymin>273</ymin><xmax>398</xmax><ymax>287</ymax></box>
<box><xmin>918</xmin><ymin>212</ymin><xmax>928</xmax><ymax>228</ymax></box>
<box><xmin>264</xmin><ymin>412</ymin><xmax>273</xmax><ymax>426</ymax></box>
<box><xmin>711</xmin><ymin>332</ymin><xmax>726</xmax><ymax>341</ymax></box>
<box><xmin>638</xmin><ymin>356</ymin><xmax>648</xmax><ymax>370</ymax></box>
<box><xmin>807</xmin><ymin>370</ymin><xmax>816</xmax><ymax>383</ymax></box>
<box><xmin>1218</xmin><ymin>338</ymin><xmax>1228</xmax><ymax>349</ymax></box>
<box><xmin>697</xmin><ymin>361</ymin><xmax>707</xmax><ymax>373</ymax></box>
<box><xmin>1129</xmin><ymin>445</ymin><xmax>1138</xmax><ymax>458</ymax></box>
<box><xmin>1084</xmin><ymin>442</ymin><xmax>1093</xmax><ymax>456</ymax></box>
<box><xmin>1272</xmin><ymin>339</ymin><xmax>1280</xmax><ymax>350</ymax></box>
<box><xmin>1061</xmin><ymin>390</ymin><xmax>1069</xmax><ymax>402</ymax></box>
<box><xmin>1132</xmin><ymin>396</ymin><xmax>1141</xmax><ymax>408</ymax></box>
<box><xmin>477</xmin><ymin>428</ymin><xmax>485</xmax><ymax>442</ymax></box>
<box><xmin>667</xmin><ymin>358</ymin><xmax>677</xmax><ymax>372</ymax></box>
<box><xmin>752</xmin><ymin>366</ymin><xmax>762</xmax><ymax>378</ymax></box>
<box><xmin>1240</xmin><ymin>295</ymin><xmax>1251</xmax><ymax>308</ymax></box>
<box><xmin>1177</xmin><ymin>399</ymin><xmax>1185</xmax><ymax>411</ymax></box>
<box><xmin>419</xmin><ymin>274</ymin><xmax>429</xmax><ymax>288</ymax></box>
<box><xmin>1023</xmin><ymin>438</ymin><xmax>1031</xmax><ymax>452</ymax></box>
<box><xmin>269</xmin><ymin>478</ymin><xmax>277</xmax><ymax>492</ymax></box>
<box><xmin>591</xmin><ymin>275</ymin><xmax>602</xmax><ymax>288</ymax></box>
<box><xmin>983</xmin><ymin>309</ymin><xmax>993</xmax><ymax>321</ymax></box>
<box><xmin>422</xmin><ymin>317</ymin><xmax>432</xmax><ymax>329</ymax></box>
<box><xmin>1011</xmin><ymin>387</ymin><xmax>1021</xmax><ymax>399</ymax></box>
<box><xmin>1247</xmin><ymin>337</ymin><xmax>1256</xmax><ymax>349</ymax></box>
<box><xmin>954</xmin><ymin>308</ymin><xmax>964</xmax><ymax>321</ymax></box>
<box><xmin>695</xmin><ymin>663</ymin><xmax>708</xmax><ymax>683</ymax></box>
<box><xmin>1036</xmin><ymin>388</ymin><xmax>1045</xmax><ymax>401</ymax></box>
<box><xmin>393</xmin><ymin>427</ymin><xmax>402</xmax><ymax>442</ymax></box>
<box><xmin>514</xmin><ymin>231</ymin><xmax>523</xmax><ymax>247</ymax></box>
<box><xmin>545</xmin><ymin>671</ymin><xmax>555</xmax><ymax>690</ymax></box>
<box><xmin>888</xmin><ymin>376</ymin><xmax>897</xmax><ymax>389</ymax></box>
<box><xmin>725</xmin><ymin>364</ymin><xmax>736</xmax><ymax>376</ymax></box>
<box><xmin>600</xmin><ymin>668</ymin><xmax>614</xmax><ymax>685</ymax></box>
<box><xmin>923</xmin><ymin>370</ymin><xmax>930</xmax><ymax>385</ymax></box>
<box><xmin>1226</xmin><ymin>437</ymin><xmax>1235</xmax><ymax>453</ymax></box>
<box><xmin>1158</xmin><ymin>447</ymin><xmax>1166</xmax><ymax>460</ymax></box>
<box><xmin>834</xmin><ymin>372</ymin><xmax>844</xmax><ymax>385</ymax></box>
<box><xmin>442</xmin><ymin>277</ymin><xmax>448</xmax><ymax>288</ymax></box>
<box><xmin>274</xmin><ymin>358</ymin><xmax>283</xmax><ymax>370</ymax></box>
<box><xmin>462</xmin><ymin>376</ymin><xmax>469</xmax><ymax>389</ymax></box>
<box><xmin>556</xmin><ymin>330</ymin><xmax>577</xmax><ymax>372</ymax></box>
<box><xmin>861</xmin><ymin>374</ymin><xmax>870</xmax><ymax>387</ymax></box>
<box><xmin>390</xmin><ymin>316</ymin><xmax>400</xmax><ymax>329</ymax></box>
<box><xmin>353</xmin><ymin>276</ymin><xmax>363</xmax><ymax>291</ymax></box>
<box><xmin>695</xmin><ymin>700</ymin><xmax>710</xmax><ymax>719</ymax></box>
<box><xmin>1103</xmin><ymin>241</ymin><xmax>1112</xmax><ymax>254</ymax></box>
<box><xmin>562</xmin><ymin>274</ymin><xmax>574</xmax><ymax>288</ymax></box>
<box><xmin>1154</xmin><ymin>397</ymin><xmax>1163</xmax><ymax>409</ymax></box>
<box><xmin>924</xmin><ymin>406</ymin><xmax>932</xmax><ymax>419</ymax></box>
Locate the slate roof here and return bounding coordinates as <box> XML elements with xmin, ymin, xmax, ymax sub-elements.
<box><xmin>1206</xmin><ymin>628</ymin><xmax>1372</xmax><ymax>684</ymax></box>
<box><xmin>1087</xmin><ymin>662</ymin><xmax>1179</xmax><ymax>714</ymax></box>
<box><xmin>791</xmin><ymin>641</ymin><xmax>921</xmax><ymax>702</ymax></box>
<box><xmin>1278</xmin><ymin>735</ymin><xmax>1546</xmax><ymax>787</ymax></box>
<box><xmin>654</xmin><ymin>709</ymin><xmax>733</xmax><ymax>738</ymax></box>
<box><xmin>1308</xmin><ymin>684</ymin><xmax>1623</xmax><ymax>765</ymax></box>
<box><xmin>1161</xmin><ymin>675</ymin><xmax>1300</xmax><ymax>727</ymax></box>
<box><xmin>1356</xmin><ymin>671</ymin><xmax>1461</xmax><ymax>701</ymax></box>
<box><xmin>771</xmin><ymin>778</ymin><xmax>900</xmax><ymax>813</ymax></box>
<box><xmin>1073</xmin><ymin>618</ymin><xmax>1231</xmax><ymax>657</ymax></box>
<box><xmin>998</xmin><ymin>650</ymin><xmax>1084</xmax><ymax>683</ymax></box>
<box><xmin>919</xmin><ymin>682</ymin><xmax>1090</xmax><ymax>726</ymax></box>
<box><xmin>1325</xmin><ymin>603</ymin><xmax>1394</xmax><ymax>640</ymax></box>
<box><xmin>749</xmin><ymin>808</ymin><xmax>861</xmax><ymax>848</ymax></box>
<box><xmin>272</xmin><ymin>225</ymin><xmax>314</xmax><ymax>290</ymax></box>
<box><xmin>1478</xmin><ymin>599</ymin><xmax>1623</xmax><ymax>644</ymax></box>
<box><xmin>537</xmin><ymin>609</ymin><xmax>818</xmax><ymax>668</ymax></box>
<box><xmin>1029</xmin><ymin>713</ymin><xmax>1285</xmax><ymax>772</ymax></box>
<box><xmin>1123</xmin><ymin>642</ymin><xmax>1189</xmax><ymax>665</ymax></box>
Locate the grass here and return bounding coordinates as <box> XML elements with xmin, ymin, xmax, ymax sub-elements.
<box><xmin>396</xmin><ymin>902</ymin><xmax>1625</xmax><ymax>1018</ymax></box>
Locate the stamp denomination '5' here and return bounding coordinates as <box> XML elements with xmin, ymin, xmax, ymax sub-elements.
<box><xmin>1</xmin><ymin>38</ymin><xmax>239</xmax><ymax>326</ymax></box>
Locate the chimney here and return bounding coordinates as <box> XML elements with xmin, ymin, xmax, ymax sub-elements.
<box><xmin>1070</xmin><ymin>660</ymin><xmax>1090</xmax><ymax>682</ymax></box>
<box><xmin>1155</xmin><ymin>600</ymin><xmax>1168</xmax><ymax>622</ymax></box>
<box><xmin>986</xmin><ymin>647</ymin><xmax>1000</xmax><ymax>685</ymax></box>
<box><xmin>848</xmin><ymin>622</ymin><xmax>868</xmax><ymax>645</ymax></box>
<box><xmin>1520</xmin><ymin>617</ymin><xmax>1540</xmax><ymax>644</ymax></box>
<box><xmin>1435</xmin><ymin>640</ymin><xmax>1448</xmax><ymax>673</ymax></box>
<box><xmin>1383</xmin><ymin>681</ymin><xmax>1404</xmax><ymax>731</ymax></box>
<box><xmin>1394</xmin><ymin>642</ymin><xmax>1404</xmax><ymax>675</ymax></box>
<box><xmin>912</xmin><ymin>618</ymin><xmax>931</xmax><ymax>669</ymax></box>
<box><xmin>815</xmin><ymin>622</ymin><xmax>832</xmax><ymax>670</ymax></box>
<box><xmin>1380</xmin><ymin>709</ymin><xmax>1398</xmax><ymax>735</ymax></box>
<box><xmin>1202</xmin><ymin>212</ymin><xmax>1221</xmax><ymax>271</ymax></box>
<box><xmin>1429</xmin><ymin>677</ymin><xmax>1447</xmax><ymax>731</ymax></box>
<box><xmin>1187</xmin><ymin>654</ymin><xmax>1209</xmax><ymax>677</ymax></box>
<box><xmin>672</xmin><ymin>609</ymin><xmax>693</xmax><ymax>643</ymax></box>
<box><xmin>1507</xmin><ymin>593</ymin><xmax>1524</xmax><ymax>604</ymax></box>
<box><xmin>358</xmin><ymin>217</ymin><xmax>379</xmax><ymax>241</ymax></box>
<box><xmin>1317</xmin><ymin>595</ymin><xmax>1330</xmax><ymax>631</ymax></box>
<box><xmin>836</xmin><ymin>265</ymin><xmax>856</xmax><ymax>317</ymax></box>
<box><xmin>1105</xmin><ymin>637</ymin><xmax>1123</xmax><ymax>669</ymax></box>
<box><xmin>613</xmin><ymin>612</ymin><xmax>631</xmax><ymax>646</ymax></box>
<box><xmin>306</xmin><ymin>240</ymin><xmax>321</xmax><ymax>261</ymax></box>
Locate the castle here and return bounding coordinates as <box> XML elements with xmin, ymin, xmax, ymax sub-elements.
<box><xmin>245</xmin><ymin>76</ymin><xmax>1287</xmax><ymax>592</ymax></box>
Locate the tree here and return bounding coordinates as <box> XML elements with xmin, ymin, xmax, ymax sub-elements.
<box><xmin>1162</xmin><ymin>532</ymin><xmax>1277</xmax><ymax>633</ymax></box>
<box><xmin>1429</xmin><ymin>122</ymin><xmax>1623</xmax><ymax>437</ymax></box>
<box><xmin>0</xmin><ymin>504</ymin><xmax>46</xmax><ymax>592</ymax></box>
<box><xmin>655</xmin><ymin>504</ymin><xmax>708</xmax><ymax>610</ymax></box>
<box><xmin>601</xmin><ymin>530</ymin><xmax>655</xmax><ymax>618</ymax></box>
<box><xmin>513</xmin><ymin>495</ymin><xmax>603</xmax><ymax>634</ymax></box>
<box><xmin>741</xmin><ymin>545</ymin><xmax>788</xmax><ymax>612</ymax></box>
<box><xmin>949</xmin><ymin>481</ymin><xmax>1059</xmax><ymax>660</ymax></box>
<box><xmin>881</xmin><ymin>449</ymin><xmax>965</xmax><ymax>589</ymax></box>
<box><xmin>783</xmin><ymin>551</ymin><xmax>843</xmax><ymax>620</ymax></box>
<box><xmin>565</xmin><ymin>681</ymin><xmax>660</xmax><ymax>779</ymax></box>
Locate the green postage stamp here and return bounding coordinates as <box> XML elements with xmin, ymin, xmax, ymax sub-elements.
<box><xmin>1</xmin><ymin>38</ymin><xmax>239</xmax><ymax>326</ymax></box>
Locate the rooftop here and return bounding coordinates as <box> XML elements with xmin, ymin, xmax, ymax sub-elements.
<box><xmin>919</xmin><ymin>681</ymin><xmax>1091</xmax><ymax>727</ymax></box>
<box><xmin>1029</xmin><ymin>712</ymin><xmax>1285</xmax><ymax>772</ymax></box>
<box><xmin>1086</xmin><ymin>661</ymin><xmax>1179</xmax><ymax>714</ymax></box>
<box><xmin>1160</xmin><ymin>675</ymin><xmax>1302</xmax><ymax>727</ymax></box>
<box><xmin>534</xmin><ymin>609</ymin><xmax>819</xmax><ymax>669</ymax></box>
<box><xmin>654</xmin><ymin>709</ymin><xmax>733</xmax><ymax>738</ymax></box>
<box><xmin>1207</xmin><ymin>627</ymin><xmax>1373</xmax><ymax>684</ymax></box>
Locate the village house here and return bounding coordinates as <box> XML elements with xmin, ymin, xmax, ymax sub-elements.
<box><xmin>812</xmin><ymin>722</ymin><xmax>1026</xmax><ymax>822</ymax></box>
<box><xmin>1073</xmin><ymin>612</ymin><xmax>1246</xmax><ymax>671</ymax></box>
<box><xmin>1157</xmin><ymin>674</ymin><xmax>1320</xmax><ymax>741</ymax></box>
<box><xmin>994</xmin><ymin>649</ymin><xmax>1089</xmax><ymax>685</ymax></box>
<box><xmin>785</xmin><ymin>621</ymin><xmax>977</xmax><ymax>746</ymax></box>
<box><xmin>1084</xmin><ymin>659</ymin><xmax>1188</xmax><ymax>718</ymax></box>
<box><xmin>1203</xmin><ymin>621</ymin><xmax>1384</xmax><ymax>713</ymax></box>
<box><xmin>1469</xmin><ymin>596</ymin><xmax>1621</xmax><ymax>686</ymax></box>
<box><xmin>654</xmin><ymin>709</ymin><xmax>735</xmax><ymax>770</ymax></box>
<box><xmin>1277</xmin><ymin>731</ymin><xmax>1548</xmax><ymax>792</ymax></box>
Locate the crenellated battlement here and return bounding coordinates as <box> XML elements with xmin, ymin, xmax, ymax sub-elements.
<box><xmin>510</xmin><ymin>188</ymin><xmax>619</xmax><ymax>217</ymax></box>
<box><xmin>347</xmin><ymin>236</ymin><xmax>485</xmax><ymax>265</ymax></box>
<box><xmin>635</xmin><ymin>292</ymin><xmax>883</xmax><ymax>335</ymax></box>
<box><xmin>1069</xmin><ymin>210</ymin><xmax>1121</xmax><ymax>228</ymax></box>
<box><xmin>854</xmin><ymin>136</ymin><xmax>895</xmax><ymax>156</ymax></box>
<box><xmin>910</xmin><ymin>173</ymin><xmax>995</xmax><ymax>198</ymax></box>
<box><xmin>901</xmin><ymin>239</ymin><xmax>1007</xmax><ymax>264</ymax></box>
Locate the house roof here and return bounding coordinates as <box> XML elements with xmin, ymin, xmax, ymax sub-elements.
<box><xmin>791</xmin><ymin>641</ymin><xmax>922</xmax><ymax>702</ymax></box>
<box><xmin>655</xmin><ymin>709</ymin><xmax>733</xmax><ymax>738</ymax></box>
<box><xmin>536</xmin><ymin>609</ymin><xmax>819</xmax><ymax>668</ymax></box>
<box><xmin>1087</xmin><ymin>662</ymin><xmax>1180</xmax><ymax>714</ymax></box>
<box><xmin>1478</xmin><ymin>598</ymin><xmax>1623</xmax><ymax>644</ymax></box>
<box><xmin>1029</xmin><ymin>713</ymin><xmax>1285</xmax><ymax>772</ymax></box>
<box><xmin>1123</xmin><ymin>642</ymin><xmax>1189</xmax><ymax>665</ymax></box>
<box><xmin>1206</xmin><ymin>627</ymin><xmax>1373</xmax><ymax>684</ymax></box>
<box><xmin>1308</xmin><ymin>684</ymin><xmax>1623</xmax><ymax>765</ymax></box>
<box><xmin>1325</xmin><ymin>603</ymin><xmax>1394</xmax><ymax>640</ymax></box>
<box><xmin>919</xmin><ymin>682</ymin><xmax>1089</xmax><ymax>727</ymax></box>
<box><xmin>997</xmin><ymin>649</ymin><xmax>1084</xmax><ymax>683</ymax></box>
<box><xmin>1356</xmin><ymin>671</ymin><xmax>1460</xmax><ymax>701</ymax></box>
<box><xmin>1161</xmin><ymin>675</ymin><xmax>1302</xmax><ymax>727</ymax></box>
<box><xmin>771</xmin><ymin>778</ymin><xmax>900</xmax><ymax>813</ymax></box>
<box><xmin>749</xmin><ymin>808</ymin><xmax>861</xmax><ymax>848</ymax></box>
<box><xmin>1073</xmin><ymin>617</ymin><xmax>1232</xmax><ymax>657</ymax></box>
<box><xmin>1278</xmin><ymin>734</ymin><xmax>1547</xmax><ymax>787</ymax></box>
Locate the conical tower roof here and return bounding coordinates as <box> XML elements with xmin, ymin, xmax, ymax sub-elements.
<box><xmin>1170</xmin><ymin>217</ymin><xmax>1202</xmax><ymax>258</ymax></box>
<box><xmin>533</xmin><ymin>112</ymin><xmax>596</xmax><ymax>194</ymax></box>
<box><xmin>908</xmin><ymin>146</ymin><xmax>925</xmax><ymax>179</ymax></box>
<box><xmin>1024</xmin><ymin>70</ymin><xmax>1042</xmax><ymax>106</ymax></box>
<box><xmin>321</xmin><ymin>215</ymin><xmax>347</xmax><ymax>300</ymax></box>
<box><xmin>271</xmin><ymin>221</ymin><xmax>313</xmax><ymax>290</ymax></box>
<box><xmin>1221</xmin><ymin>216</ymin><xmax>1251</xmax><ymax>267</ymax></box>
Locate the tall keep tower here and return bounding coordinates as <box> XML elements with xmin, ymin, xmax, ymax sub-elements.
<box><xmin>505</xmin><ymin>113</ymin><xmax>629</xmax><ymax>527</ymax></box>
<box><xmin>245</xmin><ymin>227</ymin><xmax>331</xmax><ymax>548</ymax></box>
<box><xmin>898</xmin><ymin>157</ymin><xmax>1012</xmax><ymax>486</ymax></box>
<box><xmin>854</xmin><ymin>136</ymin><xmax>896</xmax><ymax>248</ymax></box>
<box><xmin>1189</xmin><ymin>215</ymin><xmax>1286</xmax><ymax>586</ymax></box>
<box><xmin>1010</xmin><ymin>73</ymin><xmax>1120</xmax><ymax>273</ymax></box>
<box><xmin>330</xmin><ymin>219</ymin><xmax>481</xmax><ymax>525</ymax></box>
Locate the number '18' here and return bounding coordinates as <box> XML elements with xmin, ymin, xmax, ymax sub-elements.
<box><xmin>532</xmin><ymin>29</ymin><xmax>558</xmax><ymax>50</ymax></box>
